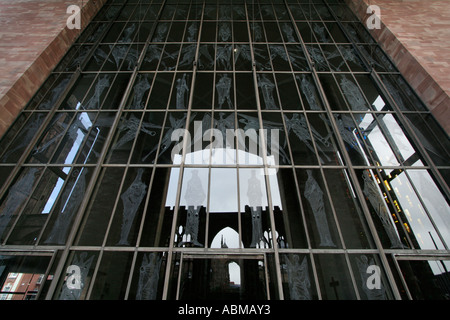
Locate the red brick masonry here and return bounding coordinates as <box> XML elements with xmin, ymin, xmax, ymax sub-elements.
<box><xmin>346</xmin><ymin>0</ymin><xmax>450</xmax><ymax>135</ymax></box>
<box><xmin>0</xmin><ymin>0</ymin><xmax>107</xmax><ymax>137</ymax></box>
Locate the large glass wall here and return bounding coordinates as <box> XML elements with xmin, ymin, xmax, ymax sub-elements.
<box><xmin>0</xmin><ymin>0</ymin><xmax>449</xmax><ymax>300</ymax></box>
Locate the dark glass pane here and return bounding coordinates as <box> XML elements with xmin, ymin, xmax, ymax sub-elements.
<box><xmin>235</xmin><ymin>73</ymin><xmax>256</xmax><ymax>110</ymax></box>
<box><xmin>147</xmin><ymin>73</ymin><xmax>174</xmax><ymax>109</ymax></box>
<box><xmin>274</xmin><ymin>169</ymin><xmax>308</xmax><ymax>248</ymax></box>
<box><xmin>323</xmin><ymin>169</ymin><xmax>374</xmax><ymax>248</ymax></box>
<box><xmin>296</xmin><ymin>169</ymin><xmax>341</xmax><ymax>248</ymax></box>
<box><xmin>40</xmin><ymin>167</ymin><xmax>93</xmax><ymax>245</ymax></box>
<box><xmin>169</xmin><ymin>72</ymin><xmax>192</xmax><ymax>110</ymax></box>
<box><xmin>0</xmin><ymin>113</ymin><xmax>47</xmax><ymax>163</ymax></box>
<box><xmin>398</xmin><ymin>260</ymin><xmax>450</xmax><ymax>300</ymax></box>
<box><xmin>193</xmin><ymin>73</ymin><xmax>214</xmax><ymax>109</ymax></box>
<box><xmin>90</xmin><ymin>251</ymin><xmax>134</xmax><ymax>299</ymax></box>
<box><xmin>129</xmin><ymin>111</ymin><xmax>166</xmax><ymax>164</ymax></box>
<box><xmin>0</xmin><ymin>167</ymin><xmax>44</xmax><ymax>243</ymax></box>
<box><xmin>276</xmin><ymin>73</ymin><xmax>302</xmax><ymax>110</ymax></box>
<box><xmin>75</xmin><ymin>167</ymin><xmax>125</xmax><ymax>246</ymax></box>
<box><xmin>314</xmin><ymin>254</ymin><xmax>357</xmax><ymax>300</ymax></box>
<box><xmin>140</xmin><ymin>168</ymin><xmax>174</xmax><ymax>247</ymax></box>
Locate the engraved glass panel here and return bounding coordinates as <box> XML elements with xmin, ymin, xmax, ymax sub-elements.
<box><xmin>106</xmin><ymin>168</ymin><xmax>151</xmax><ymax>246</ymax></box>
<box><xmin>280</xmin><ymin>254</ymin><xmax>317</xmax><ymax>300</ymax></box>
<box><xmin>129</xmin><ymin>252</ymin><xmax>166</xmax><ymax>300</ymax></box>
<box><xmin>56</xmin><ymin>251</ymin><xmax>99</xmax><ymax>300</ymax></box>
<box><xmin>296</xmin><ymin>169</ymin><xmax>341</xmax><ymax>248</ymax></box>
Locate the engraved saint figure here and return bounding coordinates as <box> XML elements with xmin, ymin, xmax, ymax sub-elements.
<box><xmin>247</xmin><ymin>170</ymin><xmax>269</xmax><ymax>248</ymax></box>
<box><xmin>180</xmin><ymin>170</ymin><xmax>205</xmax><ymax>247</ymax></box>
<box><xmin>304</xmin><ymin>170</ymin><xmax>335</xmax><ymax>247</ymax></box>
<box><xmin>136</xmin><ymin>253</ymin><xmax>162</xmax><ymax>300</ymax></box>
<box><xmin>258</xmin><ymin>74</ymin><xmax>277</xmax><ymax>109</ymax></box>
<box><xmin>117</xmin><ymin>169</ymin><xmax>147</xmax><ymax>245</ymax></box>
<box><xmin>286</xmin><ymin>255</ymin><xmax>312</xmax><ymax>300</ymax></box>
<box><xmin>176</xmin><ymin>74</ymin><xmax>189</xmax><ymax>109</ymax></box>
<box><xmin>216</xmin><ymin>74</ymin><xmax>233</xmax><ymax>109</ymax></box>
<box><xmin>130</xmin><ymin>75</ymin><xmax>151</xmax><ymax>109</ymax></box>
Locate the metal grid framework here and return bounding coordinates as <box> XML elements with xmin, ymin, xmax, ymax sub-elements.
<box><xmin>0</xmin><ymin>0</ymin><xmax>449</xmax><ymax>300</ymax></box>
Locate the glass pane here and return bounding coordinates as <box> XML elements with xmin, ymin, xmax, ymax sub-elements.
<box><xmin>349</xmin><ymin>254</ymin><xmax>391</xmax><ymax>300</ymax></box>
<box><xmin>390</xmin><ymin>170</ymin><xmax>447</xmax><ymax>249</ymax></box>
<box><xmin>175</xmin><ymin>167</ymin><xmax>208</xmax><ymax>248</ymax></box>
<box><xmin>280</xmin><ymin>253</ymin><xmax>317</xmax><ymax>300</ymax></box>
<box><xmin>56</xmin><ymin>251</ymin><xmax>98</xmax><ymax>300</ymax></box>
<box><xmin>90</xmin><ymin>251</ymin><xmax>134</xmax><ymax>299</ymax></box>
<box><xmin>128</xmin><ymin>252</ymin><xmax>167</xmax><ymax>300</ymax></box>
<box><xmin>314</xmin><ymin>254</ymin><xmax>357</xmax><ymax>300</ymax></box>
<box><xmin>106</xmin><ymin>168</ymin><xmax>152</xmax><ymax>246</ymax></box>
<box><xmin>0</xmin><ymin>113</ymin><xmax>47</xmax><ymax>163</ymax></box>
<box><xmin>355</xmin><ymin>169</ymin><xmax>409</xmax><ymax>249</ymax></box>
<box><xmin>296</xmin><ymin>169</ymin><xmax>341</xmax><ymax>248</ymax></box>
<box><xmin>398</xmin><ymin>259</ymin><xmax>450</xmax><ymax>300</ymax></box>
<box><xmin>75</xmin><ymin>167</ymin><xmax>125</xmax><ymax>246</ymax></box>
<box><xmin>0</xmin><ymin>167</ymin><xmax>43</xmax><ymax>243</ymax></box>
<box><xmin>0</xmin><ymin>255</ymin><xmax>52</xmax><ymax>300</ymax></box>
<box><xmin>273</xmin><ymin>168</ymin><xmax>308</xmax><ymax>248</ymax></box>
<box><xmin>323</xmin><ymin>169</ymin><xmax>374</xmax><ymax>249</ymax></box>
<box><xmin>140</xmin><ymin>168</ymin><xmax>174</xmax><ymax>247</ymax></box>
<box><xmin>176</xmin><ymin>256</ymin><xmax>268</xmax><ymax>300</ymax></box>
<box><xmin>40</xmin><ymin>167</ymin><xmax>92</xmax><ymax>245</ymax></box>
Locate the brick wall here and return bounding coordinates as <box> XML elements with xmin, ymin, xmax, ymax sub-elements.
<box><xmin>346</xmin><ymin>0</ymin><xmax>450</xmax><ymax>134</ymax></box>
<box><xmin>0</xmin><ymin>0</ymin><xmax>107</xmax><ymax>137</ymax></box>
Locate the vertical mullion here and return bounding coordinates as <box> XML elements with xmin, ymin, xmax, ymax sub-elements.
<box><xmin>162</xmin><ymin>0</ymin><xmax>206</xmax><ymax>300</ymax></box>
<box><xmin>244</xmin><ymin>0</ymin><xmax>284</xmax><ymax>300</ymax></box>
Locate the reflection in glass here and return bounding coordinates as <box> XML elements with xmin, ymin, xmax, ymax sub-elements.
<box><xmin>360</xmin><ymin>169</ymin><xmax>406</xmax><ymax>249</ymax></box>
<box><xmin>398</xmin><ymin>259</ymin><xmax>450</xmax><ymax>300</ymax></box>
<box><xmin>43</xmin><ymin>168</ymin><xmax>89</xmax><ymax>245</ymax></box>
<box><xmin>0</xmin><ymin>255</ymin><xmax>51</xmax><ymax>300</ymax></box>
<box><xmin>0</xmin><ymin>167</ymin><xmax>41</xmax><ymax>242</ymax></box>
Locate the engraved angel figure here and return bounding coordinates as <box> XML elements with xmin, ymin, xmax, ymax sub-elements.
<box><xmin>117</xmin><ymin>169</ymin><xmax>147</xmax><ymax>245</ymax></box>
<box><xmin>286</xmin><ymin>255</ymin><xmax>312</xmax><ymax>300</ymax></box>
<box><xmin>136</xmin><ymin>253</ymin><xmax>162</xmax><ymax>300</ymax></box>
